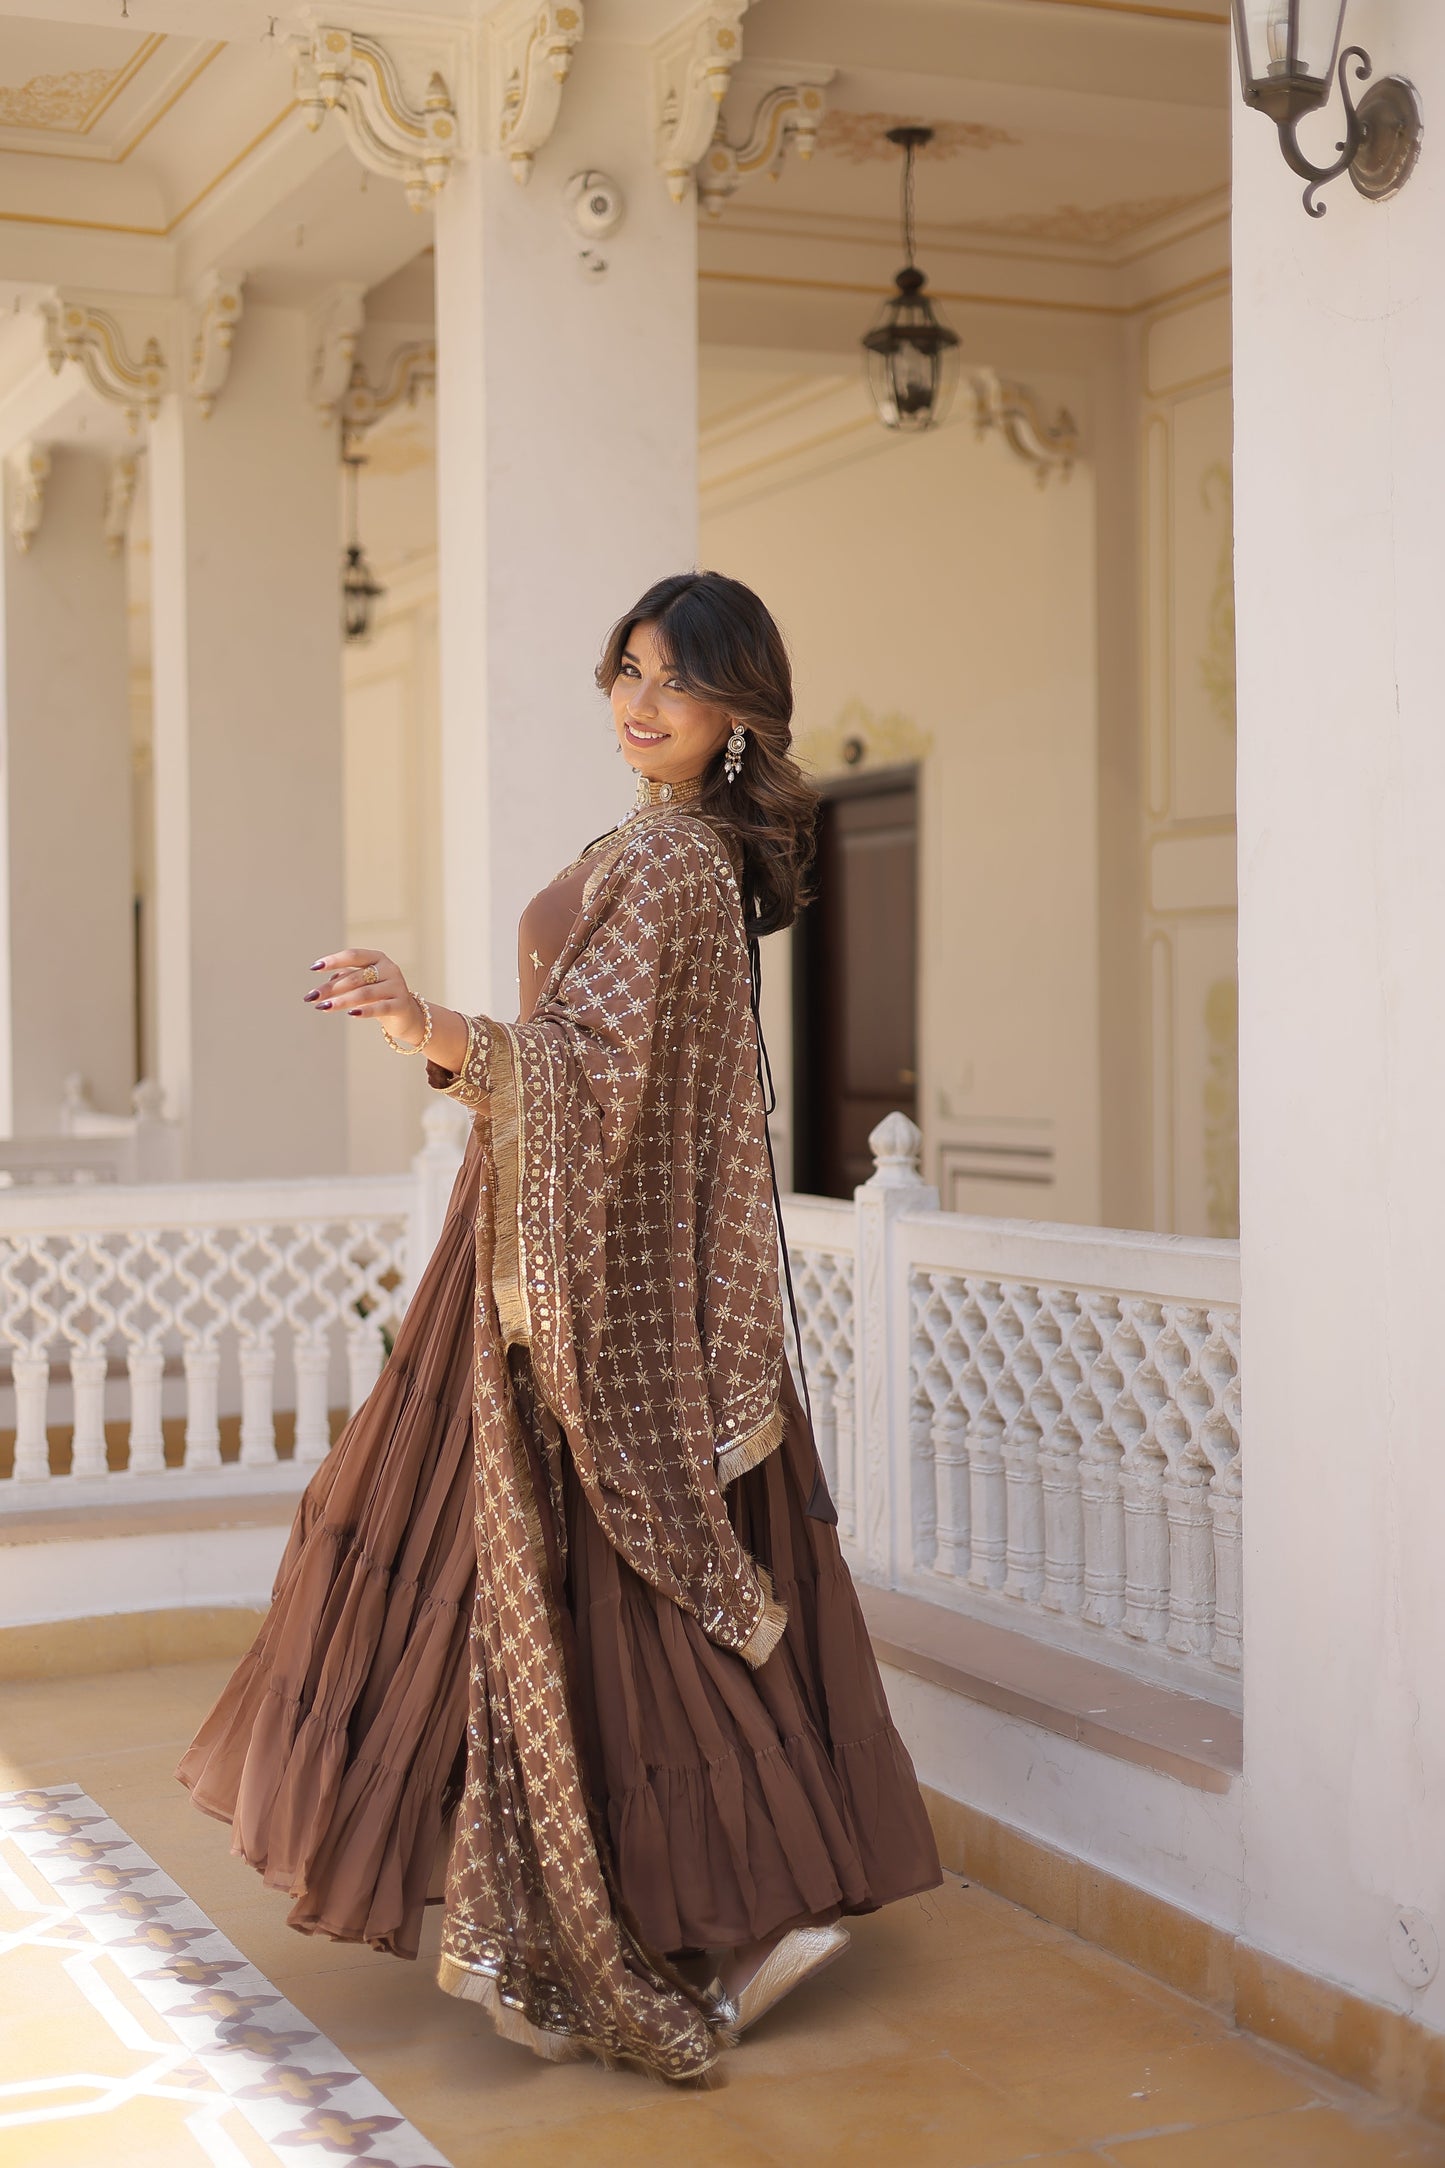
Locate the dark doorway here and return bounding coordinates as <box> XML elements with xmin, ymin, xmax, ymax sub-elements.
<box><xmin>793</xmin><ymin>769</ymin><xmax>919</xmax><ymax>1198</ymax></box>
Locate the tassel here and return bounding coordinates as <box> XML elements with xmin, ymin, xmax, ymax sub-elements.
<box><xmin>715</xmin><ymin>1404</ymin><xmax>784</xmax><ymax>1487</ymax></box>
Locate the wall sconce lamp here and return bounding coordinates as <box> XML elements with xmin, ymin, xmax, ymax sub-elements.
<box><xmin>1232</xmin><ymin>2</ymin><xmax>1422</xmax><ymax>217</ymax></box>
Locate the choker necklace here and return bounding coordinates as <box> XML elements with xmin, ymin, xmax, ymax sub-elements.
<box><xmin>633</xmin><ymin>772</ymin><xmax>703</xmax><ymax>812</ymax></box>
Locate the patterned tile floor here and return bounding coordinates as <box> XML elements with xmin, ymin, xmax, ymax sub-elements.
<box><xmin>1</xmin><ymin>1657</ymin><xmax>1442</xmax><ymax>2168</ymax></box>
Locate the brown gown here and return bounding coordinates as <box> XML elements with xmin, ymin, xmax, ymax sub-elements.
<box><xmin>177</xmin><ymin>855</ymin><xmax>940</xmax><ymax>1973</ymax></box>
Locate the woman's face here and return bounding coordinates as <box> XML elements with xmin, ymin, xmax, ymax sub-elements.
<box><xmin>610</xmin><ymin>619</ymin><xmax>733</xmax><ymax>786</ymax></box>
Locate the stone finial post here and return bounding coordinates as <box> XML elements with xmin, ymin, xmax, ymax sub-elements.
<box><xmin>853</xmin><ymin>1110</ymin><xmax>938</xmax><ymax>1582</ymax></box>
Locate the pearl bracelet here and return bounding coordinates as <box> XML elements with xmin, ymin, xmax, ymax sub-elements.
<box><xmin>382</xmin><ymin>992</ymin><xmax>434</xmax><ymax>1056</ymax></box>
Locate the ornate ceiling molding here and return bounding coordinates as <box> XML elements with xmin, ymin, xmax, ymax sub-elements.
<box><xmin>187</xmin><ymin>272</ymin><xmax>244</xmax><ymax>418</ymax></box>
<box><xmin>654</xmin><ymin>3</ymin><xmax>750</xmax><ymax>206</ymax></box>
<box><xmin>339</xmin><ymin>339</ymin><xmax>436</xmax><ymax>456</ymax></box>
<box><xmin>968</xmin><ymin>370</ymin><xmax>1079</xmax><ymax>483</ymax></box>
<box><xmin>7</xmin><ymin>441</ymin><xmax>49</xmax><ymax>555</ymax></box>
<box><xmin>289</xmin><ymin>25</ymin><xmax>458</xmax><ymax>209</ymax></box>
<box><xmin>104</xmin><ymin>452</ymin><xmax>139</xmax><ymax>556</ymax></box>
<box><xmin>815</xmin><ymin>110</ymin><xmax>1019</xmax><ymax>163</ymax></box>
<box><xmin>306</xmin><ymin>283</ymin><xmax>367</xmax><ymax>424</ymax></box>
<box><xmin>696</xmin><ymin>72</ymin><xmax>833</xmax><ymax>218</ymax></box>
<box><xmin>487</xmin><ymin>0</ymin><xmax>584</xmax><ymax>186</ymax></box>
<box><xmin>42</xmin><ymin>298</ymin><xmax>168</xmax><ymax>429</ymax></box>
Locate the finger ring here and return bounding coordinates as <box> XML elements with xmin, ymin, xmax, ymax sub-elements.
<box><xmin>362</xmin><ymin>965</ymin><xmax>380</xmax><ymax>986</ymax></box>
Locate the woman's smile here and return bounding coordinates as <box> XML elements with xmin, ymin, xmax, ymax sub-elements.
<box><xmin>624</xmin><ymin>718</ymin><xmax>668</xmax><ymax>746</ymax></box>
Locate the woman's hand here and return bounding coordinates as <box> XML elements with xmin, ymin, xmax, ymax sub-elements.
<box><xmin>305</xmin><ymin>948</ymin><xmax>424</xmax><ymax>1042</ymax></box>
<box><xmin>304</xmin><ymin>948</ymin><xmax>472</xmax><ymax>1074</ymax></box>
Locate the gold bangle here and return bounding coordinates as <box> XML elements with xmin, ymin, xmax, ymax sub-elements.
<box><xmin>382</xmin><ymin>992</ymin><xmax>433</xmax><ymax>1056</ymax></box>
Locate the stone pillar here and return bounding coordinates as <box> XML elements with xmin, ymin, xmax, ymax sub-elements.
<box><xmin>1234</xmin><ymin>2</ymin><xmax>1445</xmax><ymax>2040</ymax></box>
<box><xmin>148</xmin><ymin>304</ymin><xmax>346</xmax><ymax>1178</ymax></box>
<box><xmin>0</xmin><ymin>445</ymin><xmax>133</xmax><ymax>1134</ymax></box>
<box><xmin>432</xmin><ymin>40</ymin><xmax>698</xmax><ymax>1017</ymax></box>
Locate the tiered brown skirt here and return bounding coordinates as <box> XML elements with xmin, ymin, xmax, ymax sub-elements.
<box><xmin>177</xmin><ymin>1133</ymin><xmax>940</xmax><ymax>1962</ymax></box>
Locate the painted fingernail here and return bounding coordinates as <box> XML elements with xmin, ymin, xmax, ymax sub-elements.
<box><xmin>310</xmin><ymin>960</ymin><xmax>325</xmax><ymax>970</ymax></box>
<box><xmin>348</xmin><ymin>1008</ymin><xmax>363</xmax><ymax>1017</ymax></box>
<box><xmin>303</xmin><ymin>989</ymin><xmax>319</xmax><ymax>1003</ymax></box>
<box><xmin>318</xmin><ymin>1000</ymin><xmax>332</xmax><ymax>1010</ymax></box>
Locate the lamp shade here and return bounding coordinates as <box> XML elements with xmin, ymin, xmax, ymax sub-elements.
<box><xmin>1232</xmin><ymin>0</ymin><xmax>1349</xmax><ymax>122</ymax></box>
<box><xmin>862</xmin><ymin>267</ymin><xmax>961</xmax><ymax>433</ymax></box>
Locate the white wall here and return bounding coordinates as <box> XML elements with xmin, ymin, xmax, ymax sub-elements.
<box><xmin>0</xmin><ymin>447</ymin><xmax>133</xmax><ymax>1133</ymax></box>
<box><xmin>700</xmin><ymin>376</ymin><xmax>1104</xmax><ymax>1224</ymax></box>
<box><xmin>1235</xmin><ymin>0</ymin><xmax>1445</xmax><ymax>2035</ymax></box>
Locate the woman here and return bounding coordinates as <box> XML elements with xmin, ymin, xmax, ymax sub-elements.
<box><xmin>178</xmin><ymin>571</ymin><xmax>940</xmax><ymax>2083</ymax></box>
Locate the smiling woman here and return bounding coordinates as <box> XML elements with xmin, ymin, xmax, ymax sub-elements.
<box><xmin>177</xmin><ymin>568</ymin><xmax>941</xmax><ymax>2084</ymax></box>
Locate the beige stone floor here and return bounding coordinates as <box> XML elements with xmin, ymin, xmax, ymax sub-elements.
<box><xmin>2</xmin><ymin>1657</ymin><xmax>1442</xmax><ymax>2168</ymax></box>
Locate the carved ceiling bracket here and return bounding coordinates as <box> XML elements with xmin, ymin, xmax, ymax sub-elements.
<box><xmin>968</xmin><ymin>371</ymin><xmax>1079</xmax><ymax>485</ymax></box>
<box><xmin>339</xmin><ymin>339</ymin><xmax>437</xmax><ymax>458</ymax></box>
<box><xmin>487</xmin><ymin>0</ymin><xmax>584</xmax><ymax>185</ymax></box>
<box><xmin>7</xmin><ymin>441</ymin><xmax>50</xmax><ymax>555</ymax></box>
<box><xmin>654</xmin><ymin>3</ymin><xmax>750</xmax><ymax>206</ymax></box>
<box><xmin>307</xmin><ymin>284</ymin><xmax>367</xmax><ymax>424</ymax></box>
<box><xmin>188</xmin><ymin>272</ymin><xmax>244</xmax><ymax>417</ymax></box>
<box><xmin>42</xmin><ymin>298</ymin><xmax>168</xmax><ymax>431</ymax></box>
<box><xmin>104</xmin><ymin>453</ymin><xmax>139</xmax><ymax>556</ymax></box>
<box><xmin>696</xmin><ymin>70</ymin><xmax>833</xmax><ymax>218</ymax></box>
<box><xmin>290</xmin><ymin>25</ymin><xmax>458</xmax><ymax>208</ymax></box>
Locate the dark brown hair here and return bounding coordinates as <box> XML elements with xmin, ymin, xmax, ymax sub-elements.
<box><xmin>595</xmin><ymin>571</ymin><xmax>818</xmax><ymax>938</ymax></box>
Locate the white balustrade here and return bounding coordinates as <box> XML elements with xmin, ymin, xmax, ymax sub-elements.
<box><xmin>0</xmin><ymin>1100</ymin><xmax>471</xmax><ymax>1508</ymax></box>
<box><xmin>781</xmin><ymin>1114</ymin><xmax>1243</xmax><ymax>1704</ymax></box>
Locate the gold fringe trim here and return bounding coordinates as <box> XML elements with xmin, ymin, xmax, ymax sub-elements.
<box><xmin>436</xmin><ymin>1951</ymin><xmax>721</xmax><ymax>2083</ymax></box>
<box><xmin>436</xmin><ymin>1952</ymin><xmax>590</xmax><ymax>2064</ymax></box>
<box><xmin>487</xmin><ymin>1020</ymin><xmax>530</xmax><ymax>1350</ymax></box>
<box><xmin>738</xmin><ymin>1562</ymin><xmax>788</xmax><ymax>1671</ymax></box>
<box><xmin>715</xmin><ymin>1403</ymin><xmax>784</xmax><ymax>1488</ymax></box>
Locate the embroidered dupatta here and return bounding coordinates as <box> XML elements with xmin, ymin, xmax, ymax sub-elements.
<box><xmin>431</xmin><ymin>810</ymin><xmax>787</xmax><ymax>2078</ymax></box>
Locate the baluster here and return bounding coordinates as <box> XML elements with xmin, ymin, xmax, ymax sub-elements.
<box><xmin>126</xmin><ymin>1348</ymin><xmax>166</xmax><ymax>1474</ymax></box>
<box><xmin>967</xmin><ymin>1408</ymin><xmax>1007</xmax><ymax>1590</ymax></box>
<box><xmin>1121</xmin><ymin>1442</ymin><xmax>1170</xmax><ymax>1643</ymax></box>
<box><xmin>1165</xmin><ymin>1460</ymin><xmax>1216</xmax><ymax>1656</ymax></box>
<box><xmin>238</xmin><ymin>1339</ymin><xmax>277</xmax><ymax>1466</ymax></box>
<box><xmin>1079</xmin><ymin>1427</ymin><xmax>1126</xmax><ymax>1629</ymax></box>
<box><xmin>293</xmin><ymin>1329</ymin><xmax>332</xmax><ymax>1464</ymax></box>
<box><xmin>1003</xmin><ymin>1411</ymin><xmax>1045</xmax><ymax>1602</ymax></box>
<box><xmin>346</xmin><ymin>1318</ymin><xmax>384</xmax><ymax>1412</ymax></box>
<box><xmin>69</xmin><ymin>1352</ymin><xmax>109</xmax><ymax>1478</ymax></box>
<box><xmin>1209</xmin><ymin>1463</ymin><xmax>1243</xmax><ymax>1671</ymax></box>
<box><xmin>909</xmin><ymin>1385</ymin><xmax>935</xmax><ymax>1572</ymax></box>
<box><xmin>182</xmin><ymin>1344</ymin><xmax>222</xmax><ymax>1468</ymax></box>
<box><xmin>833</xmin><ymin>1372</ymin><xmax>856</xmax><ymax>1541</ymax></box>
<box><xmin>11</xmin><ymin>1354</ymin><xmax>51</xmax><ymax>1481</ymax></box>
<box><xmin>1040</xmin><ymin>1432</ymin><xmax>1085</xmax><ymax>1614</ymax></box>
<box><xmin>931</xmin><ymin>1402</ymin><xmax>969</xmax><ymax>1579</ymax></box>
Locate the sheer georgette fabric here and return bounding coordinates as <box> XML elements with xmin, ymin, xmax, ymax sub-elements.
<box><xmin>177</xmin><ymin>824</ymin><xmax>940</xmax><ymax>2063</ymax></box>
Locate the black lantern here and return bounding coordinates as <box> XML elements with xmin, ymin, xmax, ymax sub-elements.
<box><xmin>341</xmin><ymin>449</ymin><xmax>385</xmax><ymax>644</ymax></box>
<box><xmin>862</xmin><ymin>126</ymin><xmax>959</xmax><ymax>433</ymax></box>
<box><xmin>1231</xmin><ymin>0</ymin><xmax>1422</xmax><ymax>216</ymax></box>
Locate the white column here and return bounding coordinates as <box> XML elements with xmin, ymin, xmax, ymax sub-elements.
<box><xmin>149</xmin><ymin>304</ymin><xmax>346</xmax><ymax>1178</ymax></box>
<box><xmin>0</xmin><ymin>445</ymin><xmax>132</xmax><ymax>1134</ymax></box>
<box><xmin>1234</xmin><ymin>2</ymin><xmax>1445</xmax><ymax>2030</ymax></box>
<box><xmin>433</xmin><ymin>40</ymin><xmax>698</xmax><ymax>1017</ymax></box>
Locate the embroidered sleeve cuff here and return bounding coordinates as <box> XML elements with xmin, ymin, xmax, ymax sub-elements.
<box><xmin>736</xmin><ymin>1564</ymin><xmax>788</xmax><ymax>1670</ymax></box>
<box><xmin>426</xmin><ymin>1015</ymin><xmax>491</xmax><ymax>1108</ymax></box>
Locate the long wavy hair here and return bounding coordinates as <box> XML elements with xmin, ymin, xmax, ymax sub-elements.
<box><xmin>595</xmin><ymin>571</ymin><xmax>818</xmax><ymax>938</ymax></box>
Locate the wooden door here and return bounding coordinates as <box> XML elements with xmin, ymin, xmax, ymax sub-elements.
<box><xmin>794</xmin><ymin>772</ymin><xmax>918</xmax><ymax>1198</ymax></box>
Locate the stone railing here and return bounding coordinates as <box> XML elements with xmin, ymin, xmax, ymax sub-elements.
<box><xmin>785</xmin><ymin>1114</ymin><xmax>1243</xmax><ymax>1705</ymax></box>
<box><xmin>0</xmin><ymin>1101</ymin><xmax>1243</xmax><ymax>1707</ymax></box>
<box><xmin>0</xmin><ymin>1103</ymin><xmax>469</xmax><ymax>1505</ymax></box>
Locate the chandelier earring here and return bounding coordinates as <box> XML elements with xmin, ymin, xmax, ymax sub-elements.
<box><xmin>723</xmin><ymin>722</ymin><xmax>748</xmax><ymax>784</ymax></box>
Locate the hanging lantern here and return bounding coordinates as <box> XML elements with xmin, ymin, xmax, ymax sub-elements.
<box><xmin>341</xmin><ymin>449</ymin><xmax>385</xmax><ymax>644</ymax></box>
<box><xmin>1231</xmin><ymin>1</ymin><xmax>1422</xmax><ymax>216</ymax></box>
<box><xmin>861</xmin><ymin>126</ymin><xmax>959</xmax><ymax>433</ymax></box>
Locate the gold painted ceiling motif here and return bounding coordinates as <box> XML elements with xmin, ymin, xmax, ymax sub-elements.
<box><xmin>816</xmin><ymin>110</ymin><xmax>1019</xmax><ymax>163</ymax></box>
<box><xmin>960</xmin><ymin>192</ymin><xmax>1211</xmax><ymax>246</ymax></box>
<box><xmin>0</xmin><ymin>38</ymin><xmax>160</xmax><ymax>135</ymax></box>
